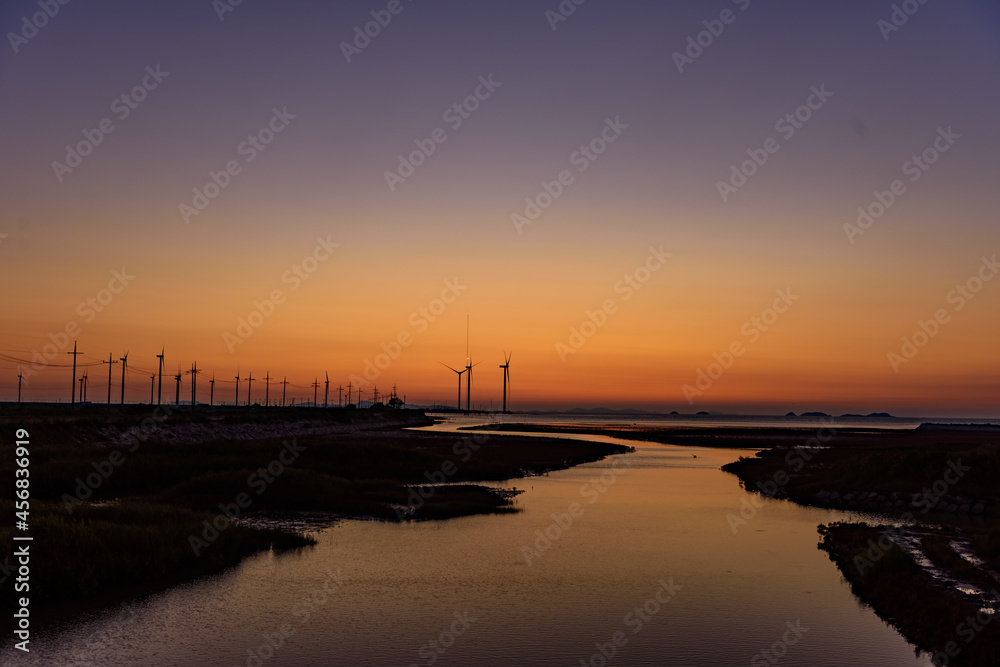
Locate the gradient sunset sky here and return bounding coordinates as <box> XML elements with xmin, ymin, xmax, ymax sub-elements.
<box><xmin>1</xmin><ymin>0</ymin><xmax>998</xmax><ymax>416</ymax></box>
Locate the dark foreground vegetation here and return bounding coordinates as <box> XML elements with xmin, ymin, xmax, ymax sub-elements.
<box><xmin>0</xmin><ymin>406</ymin><xmax>629</xmax><ymax>618</ymax></box>
<box><xmin>719</xmin><ymin>426</ymin><xmax>1000</xmax><ymax>666</ymax></box>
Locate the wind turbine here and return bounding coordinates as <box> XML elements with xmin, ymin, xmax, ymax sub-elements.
<box><xmin>149</xmin><ymin>375</ymin><xmax>155</xmax><ymax>404</ymax></box>
<box><xmin>324</xmin><ymin>372</ymin><xmax>329</xmax><ymax>409</ymax></box>
<box><xmin>246</xmin><ymin>371</ymin><xmax>254</xmax><ymax>406</ymax></box>
<box><xmin>17</xmin><ymin>366</ymin><xmax>23</xmax><ymax>404</ymax></box>
<box><xmin>156</xmin><ymin>347</ymin><xmax>164</xmax><ymax>405</ymax></box>
<box><xmin>499</xmin><ymin>351</ymin><xmax>511</xmax><ymax>413</ymax></box>
<box><xmin>119</xmin><ymin>351</ymin><xmax>128</xmax><ymax>405</ymax></box>
<box><xmin>439</xmin><ymin>363</ymin><xmax>466</xmax><ymax>411</ymax></box>
<box><xmin>209</xmin><ymin>373</ymin><xmax>215</xmax><ymax>407</ymax></box>
<box><xmin>234</xmin><ymin>367</ymin><xmax>240</xmax><ymax>407</ymax></box>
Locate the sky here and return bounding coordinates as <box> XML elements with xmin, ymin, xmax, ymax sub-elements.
<box><xmin>1</xmin><ymin>0</ymin><xmax>999</xmax><ymax>416</ymax></box>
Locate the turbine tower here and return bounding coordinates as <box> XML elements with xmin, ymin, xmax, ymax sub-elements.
<box><xmin>246</xmin><ymin>371</ymin><xmax>254</xmax><ymax>406</ymax></box>
<box><xmin>149</xmin><ymin>375</ymin><xmax>155</xmax><ymax>404</ymax></box>
<box><xmin>234</xmin><ymin>367</ymin><xmax>241</xmax><ymax>407</ymax></box>
<box><xmin>209</xmin><ymin>373</ymin><xmax>215</xmax><ymax>407</ymax></box>
<box><xmin>440</xmin><ymin>363</ymin><xmax>466</xmax><ymax>411</ymax></box>
<box><xmin>499</xmin><ymin>351</ymin><xmax>511</xmax><ymax>413</ymax></box>
<box><xmin>17</xmin><ymin>366</ymin><xmax>23</xmax><ymax>403</ymax></box>
<box><xmin>324</xmin><ymin>372</ymin><xmax>329</xmax><ymax>409</ymax></box>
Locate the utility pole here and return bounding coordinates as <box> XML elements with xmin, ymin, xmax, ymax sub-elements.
<box><xmin>174</xmin><ymin>370</ymin><xmax>181</xmax><ymax>406</ymax></box>
<box><xmin>312</xmin><ymin>378</ymin><xmax>319</xmax><ymax>407</ymax></box>
<box><xmin>280</xmin><ymin>376</ymin><xmax>289</xmax><ymax>407</ymax></box>
<box><xmin>263</xmin><ymin>371</ymin><xmax>271</xmax><ymax>407</ymax></box>
<box><xmin>246</xmin><ymin>372</ymin><xmax>254</xmax><ymax>406</ymax></box>
<box><xmin>235</xmin><ymin>370</ymin><xmax>240</xmax><ymax>407</ymax></box>
<box><xmin>346</xmin><ymin>381</ymin><xmax>352</xmax><ymax>406</ymax></box>
<box><xmin>17</xmin><ymin>366</ymin><xmax>23</xmax><ymax>404</ymax></box>
<box><xmin>119</xmin><ymin>352</ymin><xmax>128</xmax><ymax>405</ymax></box>
<box><xmin>156</xmin><ymin>348</ymin><xmax>165</xmax><ymax>406</ymax></box>
<box><xmin>324</xmin><ymin>373</ymin><xmax>329</xmax><ymax>409</ymax></box>
<box><xmin>103</xmin><ymin>353</ymin><xmax>117</xmax><ymax>406</ymax></box>
<box><xmin>68</xmin><ymin>341</ymin><xmax>83</xmax><ymax>406</ymax></box>
<box><xmin>190</xmin><ymin>362</ymin><xmax>200</xmax><ymax>411</ymax></box>
<box><xmin>337</xmin><ymin>384</ymin><xmax>343</xmax><ymax>408</ymax></box>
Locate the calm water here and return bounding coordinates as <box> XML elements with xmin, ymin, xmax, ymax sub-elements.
<box><xmin>5</xmin><ymin>417</ymin><xmax>936</xmax><ymax>666</ymax></box>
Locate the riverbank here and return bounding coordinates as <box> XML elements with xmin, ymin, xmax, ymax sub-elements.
<box><xmin>0</xmin><ymin>407</ymin><xmax>631</xmax><ymax>618</ymax></box>
<box><xmin>469</xmin><ymin>421</ymin><xmax>1000</xmax><ymax>665</ymax></box>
